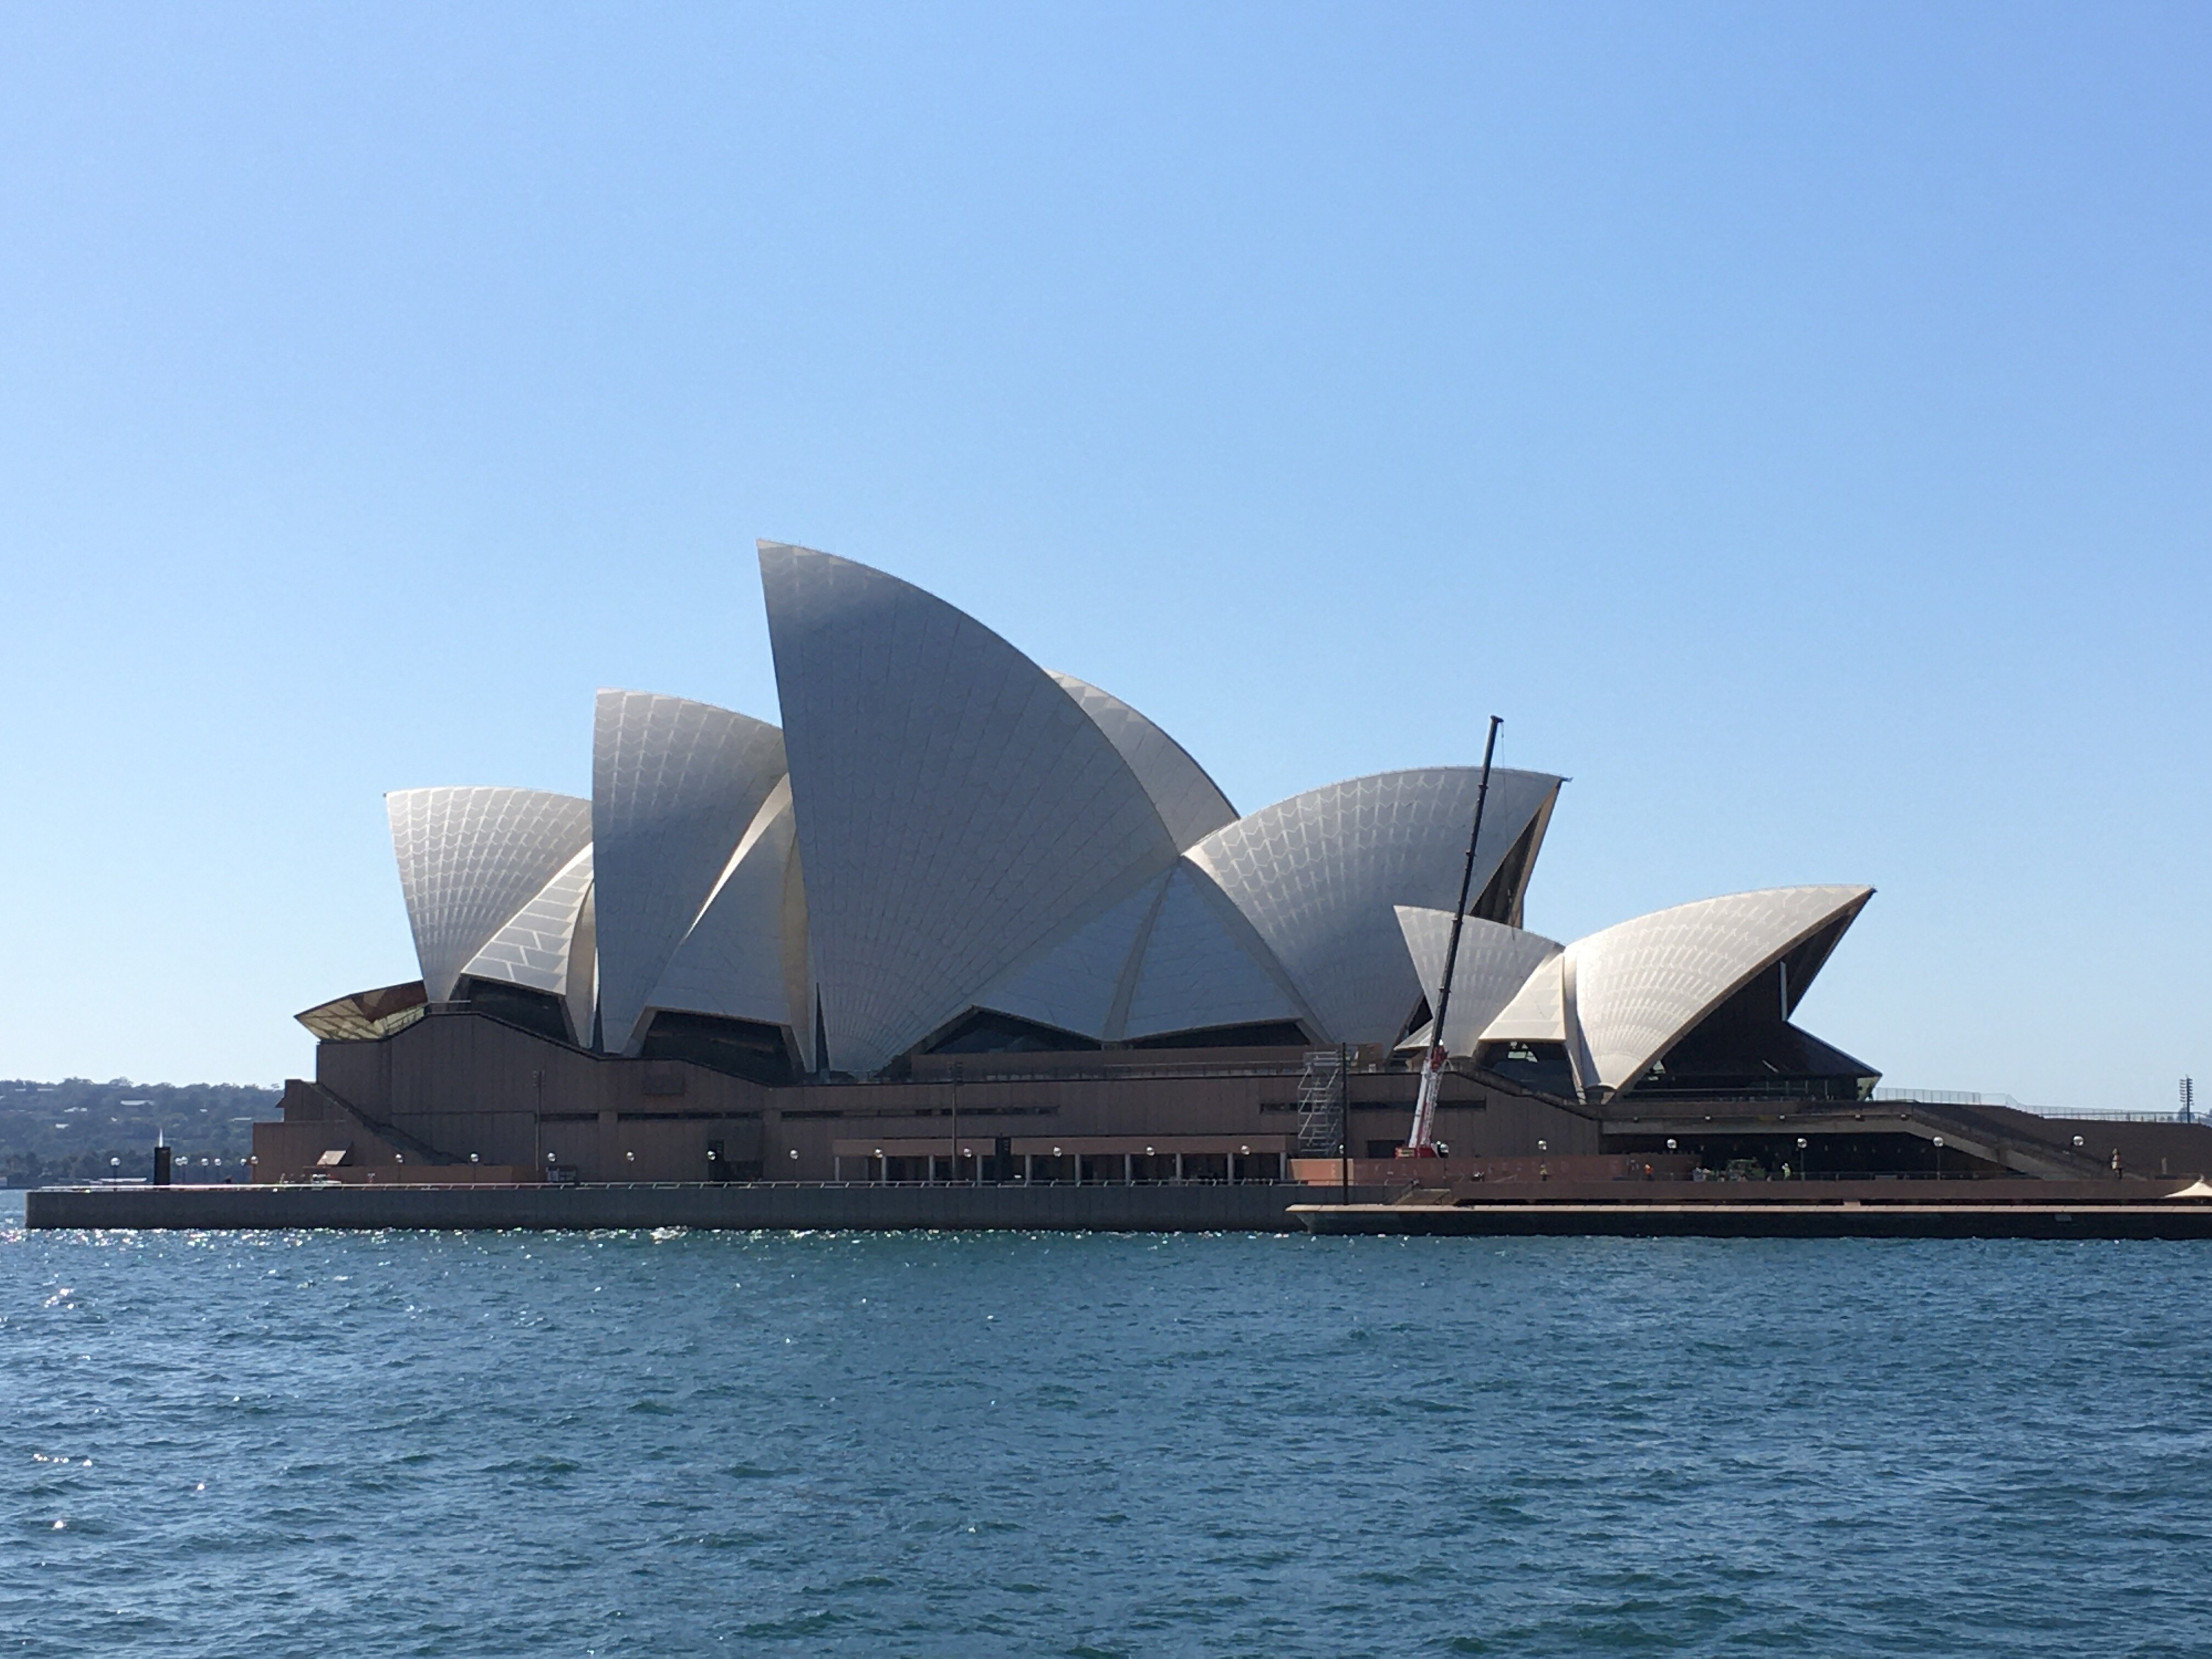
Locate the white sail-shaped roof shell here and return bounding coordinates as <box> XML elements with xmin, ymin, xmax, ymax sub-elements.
<box><xmin>386</xmin><ymin>787</ymin><xmax>594</xmax><ymax>1004</ymax></box>
<box><xmin>1481</xmin><ymin>952</ymin><xmax>1568</xmax><ymax>1044</ymax></box>
<box><xmin>565</xmin><ymin>882</ymin><xmax>596</xmax><ymax>1045</ymax></box>
<box><xmin>760</xmin><ymin>541</ymin><xmax>1184</xmax><ymax>1074</ymax></box>
<box><xmin>1048</xmin><ymin>672</ymin><xmax>1237</xmax><ymax>852</ymax></box>
<box><xmin>946</xmin><ymin>666</ymin><xmax>1255</xmax><ymax>1046</ymax></box>
<box><xmin>1391</xmin><ymin>886</ymin><xmax>1872</xmax><ymax>1098</ymax></box>
<box><xmin>644</xmin><ymin>777</ymin><xmax>807</xmax><ymax>1034</ymax></box>
<box><xmin>972</xmin><ymin>871</ymin><xmax>1169</xmax><ymax>1041</ymax></box>
<box><xmin>460</xmin><ymin>844</ymin><xmax>596</xmax><ymax>1040</ymax></box>
<box><xmin>974</xmin><ymin>859</ymin><xmax>1314</xmax><ymax>1045</ymax></box>
<box><xmin>1187</xmin><ymin>768</ymin><xmax>1563</xmax><ymax>1046</ymax></box>
<box><xmin>1119</xmin><ymin>864</ymin><xmax>1307</xmax><ymax>1039</ymax></box>
<box><xmin>1393</xmin><ymin>907</ymin><xmax>1564</xmax><ymax>1054</ymax></box>
<box><xmin>591</xmin><ymin>690</ymin><xmax>788</xmax><ymax>1055</ymax></box>
<box><xmin>1564</xmin><ymin>884</ymin><xmax>1873</xmax><ymax>1096</ymax></box>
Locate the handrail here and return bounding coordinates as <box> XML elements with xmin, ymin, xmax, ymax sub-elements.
<box><xmin>1875</xmin><ymin>1087</ymin><xmax>2200</xmax><ymax>1123</ymax></box>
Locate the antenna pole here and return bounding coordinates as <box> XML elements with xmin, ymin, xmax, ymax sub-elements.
<box><xmin>1403</xmin><ymin>715</ymin><xmax>1502</xmax><ymax>1157</ymax></box>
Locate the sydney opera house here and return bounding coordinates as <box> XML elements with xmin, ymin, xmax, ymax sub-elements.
<box><xmin>257</xmin><ymin>540</ymin><xmax>1970</xmax><ymax>1187</ymax></box>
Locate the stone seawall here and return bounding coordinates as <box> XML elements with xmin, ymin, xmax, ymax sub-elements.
<box><xmin>25</xmin><ymin>1181</ymin><xmax>1341</xmax><ymax>1233</ymax></box>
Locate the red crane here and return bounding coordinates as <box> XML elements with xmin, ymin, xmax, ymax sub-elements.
<box><xmin>1400</xmin><ymin>715</ymin><xmax>1502</xmax><ymax>1159</ymax></box>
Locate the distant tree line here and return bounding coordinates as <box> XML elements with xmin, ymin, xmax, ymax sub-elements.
<box><xmin>0</xmin><ymin>1078</ymin><xmax>281</xmax><ymax>1188</ymax></box>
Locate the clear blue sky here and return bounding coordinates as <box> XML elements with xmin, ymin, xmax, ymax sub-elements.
<box><xmin>2</xmin><ymin>3</ymin><xmax>2205</xmax><ymax>1106</ymax></box>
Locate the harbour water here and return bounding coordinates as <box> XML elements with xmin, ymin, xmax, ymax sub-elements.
<box><xmin>3</xmin><ymin>1192</ymin><xmax>2207</xmax><ymax>1656</ymax></box>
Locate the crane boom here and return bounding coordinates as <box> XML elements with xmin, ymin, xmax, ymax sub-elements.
<box><xmin>1400</xmin><ymin>715</ymin><xmax>1502</xmax><ymax>1158</ymax></box>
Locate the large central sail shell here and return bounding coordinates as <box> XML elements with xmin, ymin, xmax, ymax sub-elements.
<box><xmin>759</xmin><ymin>543</ymin><xmax>1186</xmax><ymax>1074</ymax></box>
<box><xmin>1048</xmin><ymin>672</ymin><xmax>1236</xmax><ymax>852</ymax></box>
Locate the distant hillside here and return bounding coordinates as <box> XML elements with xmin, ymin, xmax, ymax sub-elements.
<box><xmin>0</xmin><ymin>1079</ymin><xmax>282</xmax><ymax>1187</ymax></box>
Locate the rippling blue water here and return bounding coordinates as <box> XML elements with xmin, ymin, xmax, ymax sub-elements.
<box><xmin>3</xmin><ymin>1193</ymin><xmax>2208</xmax><ymax>1657</ymax></box>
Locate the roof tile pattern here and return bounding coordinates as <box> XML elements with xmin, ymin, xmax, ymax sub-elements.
<box><xmin>1188</xmin><ymin>768</ymin><xmax>1563</xmax><ymax>1045</ymax></box>
<box><xmin>974</xmin><ymin>872</ymin><xmax>1170</xmax><ymax>1040</ymax></box>
<box><xmin>760</xmin><ymin>543</ymin><xmax>1183</xmax><ymax>1074</ymax></box>
<box><xmin>1479</xmin><ymin>952</ymin><xmax>1568</xmax><ymax>1043</ymax></box>
<box><xmin>1566</xmin><ymin>885</ymin><xmax>1874</xmax><ymax>1092</ymax></box>
<box><xmin>1121</xmin><ymin>864</ymin><xmax>1304</xmax><ymax>1039</ymax></box>
<box><xmin>385</xmin><ymin>787</ymin><xmax>594</xmax><ymax>1003</ymax></box>
<box><xmin>646</xmin><ymin>780</ymin><xmax>803</xmax><ymax>1030</ymax></box>
<box><xmin>1048</xmin><ymin>672</ymin><xmax>1237</xmax><ymax>851</ymax></box>
<box><xmin>462</xmin><ymin>846</ymin><xmax>595</xmax><ymax>996</ymax></box>
<box><xmin>1392</xmin><ymin>907</ymin><xmax>1564</xmax><ymax>1053</ymax></box>
<box><xmin>592</xmin><ymin>690</ymin><xmax>787</xmax><ymax>1054</ymax></box>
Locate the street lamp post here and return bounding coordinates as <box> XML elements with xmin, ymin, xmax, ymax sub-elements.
<box><xmin>1931</xmin><ymin>1135</ymin><xmax>1944</xmax><ymax>1181</ymax></box>
<box><xmin>1797</xmin><ymin>1136</ymin><xmax>1809</xmax><ymax>1181</ymax></box>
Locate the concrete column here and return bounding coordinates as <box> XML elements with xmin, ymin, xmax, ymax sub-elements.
<box><xmin>1073</xmin><ymin>1155</ymin><xmax>1082</xmax><ymax>1186</ymax></box>
<box><xmin>1175</xmin><ymin>1152</ymin><xmax>1184</xmax><ymax>1183</ymax></box>
<box><xmin>1023</xmin><ymin>1153</ymin><xmax>1033</xmax><ymax>1185</ymax></box>
<box><xmin>1123</xmin><ymin>1153</ymin><xmax>1133</xmax><ymax>1185</ymax></box>
<box><xmin>833</xmin><ymin>1154</ymin><xmax>842</xmax><ymax>1183</ymax></box>
<box><xmin>1227</xmin><ymin>1153</ymin><xmax>1238</xmax><ymax>1184</ymax></box>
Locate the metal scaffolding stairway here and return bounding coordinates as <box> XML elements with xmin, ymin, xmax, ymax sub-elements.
<box><xmin>1295</xmin><ymin>1048</ymin><xmax>1347</xmax><ymax>1155</ymax></box>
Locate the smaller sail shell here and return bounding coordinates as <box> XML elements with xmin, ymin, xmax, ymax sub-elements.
<box><xmin>1392</xmin><ymin>907</ymin><xmax>1564</xmax><ymax>1054</ymax></box>
<box><xmin>591</xmin><ymin>690</ymin><xmax>788</xmax><ymax>1054</ymax></box>
<box><xmin>1566</xmin><ymin>885</ymin><xmax>1874</xmax><ymax>1094</ymax></box>
<box><xmin>386</xmin><ymin>787</ymin><xmax>594</xmax><ymax>1003</ymax></box>
<box><xmin>1189</xmin><ymin>768</ymin><xmax>1565</xmax><ymax>1045</ymax></box>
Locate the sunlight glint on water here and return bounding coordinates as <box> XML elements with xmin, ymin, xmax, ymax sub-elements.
<box><xmin>3</xmin><ymin>1194</ymin><xmax>2207</xmax><ymax>1657</ymax></box>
